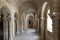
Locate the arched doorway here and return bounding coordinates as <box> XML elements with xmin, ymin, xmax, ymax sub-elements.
<box><xmin>26</xmin><ymin>13</ymin><xmax>34</xmax><ymax>29</ymax></box>
<box><xmin>18</xmin><ymin>1</ymin><xmax>38</xmax><ymax>33</ymax></box>
<box><xmin>25</xmin><ymin>13</ymin><xmax>36</xmax><ymax>33</ymax></box>
<box><xmin>41</xmin><ymin>2</ymin><xmax>53</xmax><ymax>40</ymax></box>
<box><xmin>1</xmin><ymin>6</ymin><xmax>10</xmax><ymax>40</ymax></box>
<box><xmin>28</xmin><ymin>15</ymin><xmax>34</xmax><ymax>29</ymax></box>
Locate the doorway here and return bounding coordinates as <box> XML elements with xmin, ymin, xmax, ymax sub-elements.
<box><xmin>0</xmin><ymin>15</ymin><xmax>3</xmax><ymax>40</ymax></box>
<box><xmin>28</xmin><ymin>16</ymin><xmax>33</xmax><ymax>29</ymax></box>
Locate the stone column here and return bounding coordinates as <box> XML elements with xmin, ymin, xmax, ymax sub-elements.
<box><xmin>3</xmin><ymin>14</ymin><xmax>9</xmax><ymax>40</ymax></box>
<box><xmin>40</xmin><ymin>16</ymin><xmax>45</xmax><ymax>40</ymax></box>
<box><xmin>9</xmin><ymin>16</ymin><xmax>14</xmax><ymax>40</ymax></box>
<box><xmin>9</xmin><ymin>12</ymin><xmax>15</xmax><ymax>40</ymax></box>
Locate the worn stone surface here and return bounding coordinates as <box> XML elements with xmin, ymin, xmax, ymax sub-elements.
<box><xmin>15</xmin><ymin>29</ymin><xmax>40</xmax><ymax>40</ymax></box>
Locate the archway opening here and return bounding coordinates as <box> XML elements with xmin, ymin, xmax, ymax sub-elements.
<box><xmin>28</xmin><ymin>16</ymin><xmax>34</xmax><ymax>29</ymax></box>
<box><xmin>47</xmin><ymin>9</ymin><xmax>53</xmax><ymax>32</ymax></box>
<box><xmin>26</xmin><ymin>13</ymin><xmax>34</xmax><ymax>29</ymax></box>
<box><xmin>0</xmin><ymin>14</ymin><xmax>3</xmax><ymax>40</ymax></box>
<box><xmin>26</xmin><ymin>13</ymin><xmax>36</xmax><ymax>33</ymax></box>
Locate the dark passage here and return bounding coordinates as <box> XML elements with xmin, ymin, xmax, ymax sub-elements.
<box><xmin>0</xmin><ymin>15</ymin><xmax>3</xmax><ymax>40</ymax></box>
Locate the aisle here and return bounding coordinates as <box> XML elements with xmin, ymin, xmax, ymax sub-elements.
<box><xmin>15</xmin><ymin>29</ymin><xmax>40</xmax><ymax>40</ymax></box>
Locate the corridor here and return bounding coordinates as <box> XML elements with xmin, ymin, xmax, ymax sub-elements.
<box><xmin>0</xmin><ymin>0</ymin><xmax>60</xmax><ymax>40</ymax></box>
<box><xmin>15</xmin><ymin>29</ymin><xmax>40</xmax><ymax>40</ymax></box>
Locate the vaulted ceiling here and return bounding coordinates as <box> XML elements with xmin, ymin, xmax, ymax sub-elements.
<box><xmin>0</xmin><ymin>0</ymin><xmax>52</xmax><ymax>17</ymax></box>
<box><xmin>0</xmin><ymin>0</ymin><xmax>52</xmax><ymax>12</ymax></box>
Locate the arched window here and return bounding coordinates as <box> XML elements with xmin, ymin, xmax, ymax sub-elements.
<box><xmin>47</xmin><ymin>9</ymin><xmax>53</xmax><ymax>32</ymax></box>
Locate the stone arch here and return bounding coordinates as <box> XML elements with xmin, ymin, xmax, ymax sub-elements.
<box><xmin>41</xmin><ymin>1</ymin><xmax>54</xmax><ymax>40</ymax></box>
<box><xmin>17</xmin><ymin>1</ymin><xmax>37</xmax><ymax>32</ymax></box>
<box><xmin>41</xmin><ymin>2</ymin><xmax>50</xmax><ymax>40</ymax></box>
<box><xmin>20</xmin><ymin>10</ymin><xmax>36</xmax><ymax>32</ymax></box>
<box><xmin>26</xmin><ymin>13</ymin><xmax>34</xmax><ymax>29</ymax></box>
<box><xmin>24</xmin><ymin>12</ymin><xmax>36</xmax><ymax>33</ymax></box>
<box><xmin>1</xmin><ymin>6</ymin><xmax>10</xmax><ymax>40</ymax></box>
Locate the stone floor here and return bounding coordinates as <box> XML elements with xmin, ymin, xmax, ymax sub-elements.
<box><xmin>15</xmin><ymin>29</ymin><xmax>40</xmax><ymax>40</ymax></box>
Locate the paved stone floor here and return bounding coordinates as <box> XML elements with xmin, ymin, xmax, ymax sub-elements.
<box><xmin>15</xmin><ymin>29</ymin><xmax>40</xmax><ymax>40</ymax></box>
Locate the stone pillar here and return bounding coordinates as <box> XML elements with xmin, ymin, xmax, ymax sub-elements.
<box><xmin>35</xmin><ymin>15</ymin><xmax>38</xmax><ymax>32</ymax></box>
<box><xmin>9</xmin><ymin>16</ymin><xmax>14</xmax><ymax>40</ymax></box>
<box><xmin>3</xmin><ymin>14</ymin><xmax>9</xmax><ymax>40</ymax></box>
<box><xmin>17</xmin><ymin>18</ymin><xmax>20</xmax><ymax>33</ymax></box>
<box><xmin>40</xmin><ymin>16</ymin><xmax>45</xmax><ymax>40</ymax></box>
<box><xmin>9</xmin><ymin>12</ymin><xmax>15</xmax><ymax>40</ymax></box>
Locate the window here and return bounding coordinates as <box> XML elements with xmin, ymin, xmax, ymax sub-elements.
<box><xmin>47</xmin><ymin>9</ymin><xmax>53</xmax><ymax>32</ymax></box>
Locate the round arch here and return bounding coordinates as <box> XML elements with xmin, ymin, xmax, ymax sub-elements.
<box><xmin>1</xmin><ymin>6</ymin><xmax>10</xmax><ymax>40</ymax></box>
<box><xmin>41</xmin><ymin>2</ymin><xmax>52</xmax><ymax>40</ymax></box>
<box><xmin>17</xmin><ymin>1</ymin><xmax>37</xmax><ymax>32</ymax></box>
<box><xmin>26</xmin><ymin>13</ymin><xmax>34</xmax><ymax>29</ymax></box>
<box><xmin>24</xmin><ymin>12</ymin><xmax>36</xmax><ymax>33</ymax></box>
